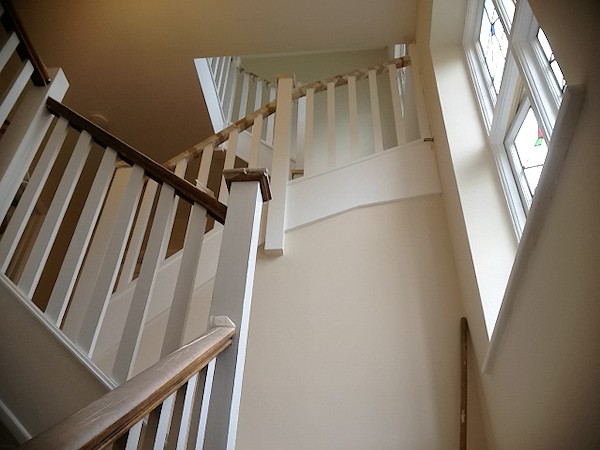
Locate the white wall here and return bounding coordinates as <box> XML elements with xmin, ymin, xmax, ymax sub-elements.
<box><xmin>420</xmin><ymin>0</ymin><xmax>600</xmax><ymax>447</ymax></box>
<box><xmin>235</xmin><ymin>197</ymin><xmax>466</xmax><ymax>449</ymax></box>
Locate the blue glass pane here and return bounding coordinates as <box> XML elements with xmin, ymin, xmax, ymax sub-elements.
<box><xmin>479</xmin><ymin>0</ymin><xmax>509</xmax><ymax>95</ymax></box>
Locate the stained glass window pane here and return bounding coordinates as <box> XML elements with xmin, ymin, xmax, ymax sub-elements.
<box><xmin>514</xmin><ymin>107</ymin><xmax>548</xmax><ymax>195</ymax></box>
<box><xmin>537</xmin><ymin>28</ymin><xmax>566</xmax><ymax>93</ymax></box>
<box><xmin>479</xmin><ymin>0</ymin><xmax>509</xmax><ymax>95</ymax></box>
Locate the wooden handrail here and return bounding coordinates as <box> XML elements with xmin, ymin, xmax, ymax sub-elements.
<box><xmin>164</xmin><ymin>56</ymin><xmax>411</xmax><ymax>169</ymax></box>
<box><xmin>0</xmin><ymin>0</ymin><xmax>50</xmax><ymax>86</ymax></box>
<box><xmin>20</xmin><ymin>325</ymin><xmax>235</xmax><ymax>449</ymax></box>
<box><xmin>460</xmin><ymin>317</ymin><xmax>468</xmax><ymax>450</ymax></box>
<box><xmin>46</xmin><ymin>97</ymin><xmax>227</xmax><ymax>224</ymax></box>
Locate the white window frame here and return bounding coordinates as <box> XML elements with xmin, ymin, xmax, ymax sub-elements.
<box><xmin>463</xmin><ymin>0</ymin><xmax>564</xmax><ymax>237</ymax></box>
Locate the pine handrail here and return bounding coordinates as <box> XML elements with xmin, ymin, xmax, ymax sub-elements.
<box><xmin>20</xmin><ymin>325</ymin><xmax>235</xmax><ymax>450</ymax></box>
<box><xmin>164</xmin><ymin>56</ymin><xmax>411</xmax><ymax>169</ymax></box>
<box><xmin>0</xmin><ymin>0</ymin><xmax>50</xmax><ymax>86</ymax></box>
<box><xmin>46</xmin><ymin>97</ymin><xmax>227</xmax><ymax>224</ymax></box>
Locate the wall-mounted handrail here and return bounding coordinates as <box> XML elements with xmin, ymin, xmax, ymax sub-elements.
<box><xmin>164</xmin><ymin>56</ymin><xmax>411</xmax><ymax>170</ymax></box>
<box><xmin>460</xmin><ymin>317</ymin><xmax>469</xmax><ymax>450</ymax></box>
<box><xmin>0</xmin><ymin>0</ymin><xmax>50</xmax><ymax>86</ymax></box>
<box><xmin>20</xmin><ymin>325</ymin><xmax>235</xmax><ymax>449</ymax></box>
<box><xmin>46</xmin><ymin>97</ymin><xmax>227</xmax><ymax>224</ymax></box>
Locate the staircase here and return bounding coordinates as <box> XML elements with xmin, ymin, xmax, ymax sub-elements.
<box><xmin>0</xmin><ymin>2</ymin><xmax>443</xmax><ymax>447</ymax></box>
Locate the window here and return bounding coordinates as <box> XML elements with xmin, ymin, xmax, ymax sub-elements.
<box><xmin>464</xmin><ymin>0</ymin><xmax>565</xmax><ymax>236</ymax></box>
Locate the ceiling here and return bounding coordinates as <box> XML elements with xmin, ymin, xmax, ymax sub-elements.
<box><xmin>15</xmin><ymin>0</ymin><xmax>417</xmax><ymax>163</ymax></box>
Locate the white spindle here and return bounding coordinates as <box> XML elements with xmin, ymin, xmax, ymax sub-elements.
<box><xmin>154</xmin><ymin>393</ymin><xmax>176</xmax><ymax>450</ymax></box>
<box><xmin>254</xmin><ymin>78</ymin><xmax>264</xmax><ymax>111</ymax></box>
<box><xmin>218</xmin><ymin>57</ymin><xmax>231</xmax><ymax>103</ymax></box>
<box><xmin>290</xmin><ymin>98</ymin><xmax>298</xmax><ymax>170</ymax></box>
<box><xmin>348</xmin><ymin>76</ymin><xmax>359</xmax><ymax>160</ymax></box>
<box><xmin>0</xmin><ymin>118</ymin><xmax>68</xmax><ymax>272</ymax></box>
<box><xmin>112</xmin><ymin>184</ymin><xmax>176</xmax><ymax>383</ymax></box>
<box><xmin>77</xmin><ymin>165</ymin><xmax>145</xmax><ymax>356</ymax></box>
<box><xmin>295</xmin><ymin>96</ymin><xmax>306</xmax><ymax>172</ymax></box>
<box><xmin>326</xmin><ymin>81</ymin><xmax>336</xmax><ymax>167</ymax></box>
<box><xmin>402</xmin><ymin>64</ymin><xmax>420</xmax><ymax>142</ymax></box>
<box><xmin>264</xmin><ymin>75</ymin><xmax>293</xmax><ymax>255</ymax></box>
<box><xmin>161</xmin><ymin>159</ymin><xmax>188</xmax><ymax>260</ymax></box>
<box><xmin>203</xmin><ymin>177</ymin><xmax>265</xmax><ymax>449</ymax></box>
<box><xmin>197</xmin><ymin>144</ymin><xmax>214</xmax><ymax>187</ymax></box>
<box><xmin>224</xmin><ymin>65</ymin><xmax>239</xmax><ymax>124</ymax></box>
<box><xmin>0</xmin><ymin>61</ymin><xmax>34</xmax><ymax>127</ymax></box>
<box><xmin>214</xmin><ymin>58</ymin><xmax>226</xmax><ymax>96</ymax></box>
<box><xmin>0</xmin><ymin>32</ymin><xmax>19</xmax><ymax>73</ymax></box>
<box><xmin>218</xmin><ymin>130</ymin><xmax>238</xmax><ymax>204</ymax></box>
<box><xmin>196</xmin><ymin>358</ymin><xmax>217</xmax><ymax>450</ymax></box>
<box><xmin>117</xmin><ymin>179</ymin><xmax>158</xmax><ymax>289</ymax></box>
<box><xmin>238</xmin><ymin>73</ymin><xmax>250</xmax><ymax>120</ymax></box>
<box><xmin>266</xmin><ymin>85</ymin><xmax>276</xmax><ymax>144</ymax></box>
<box><xmin>209</xmin><ymin>57</ymin><xmax>218</xmax><ymax>72</ymax></box>
<box><xmin>408</xmin><ymin>44</ymin><xmax>432</xmax><ymax>139</ymax></box>
<box><xmin>303</xmin><ymin>88</ymin><xmax>315</xmax><ymax>177</ymax></box>
<box><xmin>175</xmin><ymin>374</ymin><xmax>199</xmax><ymax>450</ymax></box>
<box><xmin>368</xmin><ymin>69</ymin><xmax>384</xmax><ymax>153</ymax></box>
<box><xmin>45</xmin><ymin>148</ymin><xmax>117</xmax><ymax>325</ymax></box>
<box><xmin>388</xmin><ymin>64</ymin><xmax>406</xmax><ymax>146</ymax></box>
<box><xmin>124</xmin><ymin>421</ymin><xmax>144</xmax><ymax>450</ymax></box>
<box><xmin>18</xmin><ymin>131</ymin><xmax>92</xmax><ymax>298</ymax></box>
<box><xmin>0</xmin><ymin>69</ymin><xmax>68</xmax><ymax>226</ymax></box>
<box><xmin>62</xmin><ymin>167</ymin><xmax>130</xmax><ymax>339</ymax></box>
<box><xmin>160</xmin><ymin>202</ymin><xmax>208</xmax><ymax>357</ymax></box>
<box><xmin>249</xmin><ymin>115</ymin><xmax>263</xmax><ymax>167</ymax></box>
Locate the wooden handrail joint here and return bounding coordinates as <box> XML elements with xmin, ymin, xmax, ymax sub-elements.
<box><xmin>223</xmin><ymin>168</ymin><xmax>272</xmax><ymax>202</ymax></box>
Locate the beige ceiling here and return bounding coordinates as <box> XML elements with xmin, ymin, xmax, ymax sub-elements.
<box><xmin>15</xmin><ymin>0</ymin><xmax>416</xmax><ymax>163</ymax></box>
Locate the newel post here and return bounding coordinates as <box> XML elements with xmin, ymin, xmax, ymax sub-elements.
<box><xmin>264</xmin><ymin>73</ymin><xmax>294</xmax><ymax>255</ymax></box>
<box><xmin>203</xmin><ymin>168</ymin><xmax>271</xmax><ymax>450</ymax></box>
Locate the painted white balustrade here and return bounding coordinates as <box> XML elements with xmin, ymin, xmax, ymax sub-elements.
<box><xmin>0</xmin><ymin>96</ymin><xmax>232</xmax><ymax>389</ymax></box>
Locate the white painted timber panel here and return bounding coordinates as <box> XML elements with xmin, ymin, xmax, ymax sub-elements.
<box><xmin>286</xmin><ymin>140</ymin><xmax>441</xmax><ymax>230</ymax></box>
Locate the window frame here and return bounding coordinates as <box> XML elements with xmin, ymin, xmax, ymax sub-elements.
<box><xmin>463</xmin><ymin>0</ymin><xmax>565</xmax><ymax>237</ymax></box>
